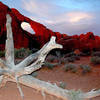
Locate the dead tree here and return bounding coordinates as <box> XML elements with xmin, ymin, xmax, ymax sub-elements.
<box><xmin>0</xmin><ymin>14</ymin><xmax>100</xmax><ymax>100</ymax></box>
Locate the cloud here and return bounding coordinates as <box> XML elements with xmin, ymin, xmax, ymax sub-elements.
<box><xmin>22</xmin><ymin>0</ymin><xmax>65</xmax><ymax>18</ymax></box>
<box><xmin>21</xmin><ymin>0</ymin><xmax>93</xmax><ymax>24</ymax></box>
<box><xmin>21</xmin><ymin>0</ymin><xmax>100</xmax><ymax>35</ymax></box>
<box><xmin>67</xmin><ymin>12</ymin><xmax>92</xmax><ymax>23</ymax></box>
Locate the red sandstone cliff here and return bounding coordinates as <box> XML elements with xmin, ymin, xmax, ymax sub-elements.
<box><xmin>0</xmin><ymin>2</ymin><xmax>39</xmax><ymax>50</ymax></box>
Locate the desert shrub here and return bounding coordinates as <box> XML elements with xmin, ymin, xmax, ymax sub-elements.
<box><xmin>15</xmin><ymin>48</ymin><xmax>25</xmax><ymax>58</ymax></box>
<box><xmin>71</xmin><ymin>67</ymin><xmax>78</xmax><ymax>73</ymax></box>
<box><xmin>60</xmin><ymin>57</ymin><xmax>73</xmax><ymax>64</ymax></box>
<box><xmin>80</xmin><ymin>52</ymin><xmax>90</xmax><ymax>56</ymax></box>
<box><xmin>31</xmin><ymin>48</ymin><xmax>39</xmax><ymax>53</ymax></box>
<box><xmin>46</xmin><ymin>55</ymin><xmax>57</xmax><ymax>62</ymax></box>
<box><xmin>91</xmin><ymin>56</ymin><xmax>100</xmax><ymax>65</ymax></box>
<box><xmin>80</xmin><ymin>64</ymin><xmax>91</xmax><ymax>74</ymax></box>
<box><xmin>59</xmin><ymin>82</ymin><xmax>66</xmax><ymax>89</ymax></box>
<box><xmin>26</xmin><ymin>48</ymin><xmax>32</xmax><ymax>55</ymax></box>
<box><xmin>67</xmin><ymin>57</ymin><xmax>76</xmax><ymax>62</ymax></box>
<box><xmin>64</xmin><ymin>64</ymin><xmax>78</xmax><ymax>73</ymax></box>
<box><xmin>14</xmin><ymin>48</ymin><xmax>32</xmax><ymax>58</ymax></box>
<box><xmin>31</xmin><ymin>72</ymin><xmax>38</xmax><ymax>77</ymax></box>
<box><xmin>0</xmin><ymin>50</ymin><xmax>5</xmax><ymax>57</ymax></box>
<box><xmin>71</xmin><ymin>55</ymin><xmax>80</xmax><ymax>60</ymax></box>
<box><xmin>91</xmin><ymin>51</ymin><xmax>100</xmax><ymax>57</ymax></box>
<box><xmin>55</xmin><ymin>51</ymin><xmax>63</xmax><ymax>64</ymax></box>
<box><xmin>68</xmin><ymin>90</ymin><xmax>82</xmax><ymax>99</ymax></box>
<box><xmin>44</xmin><ymin>62</ymin><xmax>57</xmax><ymax>69</ymax></box>
<box><xmin>56</xmin><ymin>51</ymin><xmax>62</xmax><ymax>58</ymax></box>
<box><xmin>63</xmin><ymin>52</ymin><xmax>80</xmax><ymax>63</ymax></box>
<box><xmin>64</xmin><ymin>52</ymin><xmax>76</xmax><ymax>57</ymax></box>
<box><xmin>60</xmin><ymin>58</ymin><xmax>68</xmax><ymax>64</ymax></box>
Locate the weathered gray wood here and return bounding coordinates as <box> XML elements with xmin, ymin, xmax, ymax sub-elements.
<box><xmin>81</xmin><ymin>89</ymin><xmax>100</xmax><ymax>99</ymax></box>
<box><xmin>9</xmin><ymin>75</ymin><xmax>100</xmax><ymax>100</ymax></box>
<box><xmin>22</xmin><ymin>36</ymin><xmax>62</xmax><ymax>75</ymax></box>
<box><xmin>17</xmin><ymin>37</ymin><xmax>62</xmax><ymax>69</ymax></box>
<box><xmin>9</xmin><ymin>75</ymin><xmax>70</xmax><ymax>100</ymax></box>
<box><xmin>5</xmin><ymin>14</ymin><xmax>15</xmax><ymax>68</ymax></box>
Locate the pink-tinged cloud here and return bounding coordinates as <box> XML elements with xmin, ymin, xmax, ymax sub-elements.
<box><xmin>21</xmin><ymin>0</ymin><xmax>100</xmax><ymax>35</ymax></box>
<box><xmin>67</xmin><ymin>12</ymin><xmax>93</xmax><ymax>23</ymax></box>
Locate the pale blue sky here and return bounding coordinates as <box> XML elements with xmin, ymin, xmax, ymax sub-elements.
<box><xmin>1</xmin><ymin>0</ymin><xmax>100</xmax><ymax>35</ymax></box>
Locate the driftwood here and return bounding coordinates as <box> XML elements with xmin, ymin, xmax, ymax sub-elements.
<box><xmin>0</xmin><ymin>14</ymin><xmax>100</xmax><ymax>100</ymax></box>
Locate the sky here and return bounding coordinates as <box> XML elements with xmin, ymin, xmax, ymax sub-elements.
<box><xmin>1</xmin><ymin>0</ymin><xmax>100</xmax><ymax>35</ymax></box>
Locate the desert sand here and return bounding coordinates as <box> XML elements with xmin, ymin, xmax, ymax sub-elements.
<box><xmin>0</xmin><ymin>56</ymin><xmax>100</xmax><ymax>100</ymax></box>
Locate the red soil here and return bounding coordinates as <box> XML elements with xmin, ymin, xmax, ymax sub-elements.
<box><xmin>0</xmin><ymin>56</ymin><xmax>100</xmax><ymax>100</ymax></box>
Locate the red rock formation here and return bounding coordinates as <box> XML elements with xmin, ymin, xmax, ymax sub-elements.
<box><xmin>57</xmin><ymin>32</ymin><xmax>100</xmax><ymax>53</ymax></box>
<box><xmin>1</xmin><ymin>2</ymin><xmax>100</xmax><ymax>53</ymax></box>
<box><xmin>11</xmin><ymin>8</ymin><xmax>62</xmax><ymax>46</ymax></box>
<box><xmin>0</xmin><ymin>2</ymin><xmax>40</xmax><ymax>50</ymax></box>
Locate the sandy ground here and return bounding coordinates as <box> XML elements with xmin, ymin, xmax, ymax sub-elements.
<box><xmin>0</xmin><ymin>56</ymin><xmax>100</xmax><ymax>100</ymax></box>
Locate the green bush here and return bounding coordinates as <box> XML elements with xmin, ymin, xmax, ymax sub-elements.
<box><xmin>0</xmin><ymin>51</ymin><xmax>5</xmax><ymax>57</ymax></box>
<box><xmin>14</xmin><ymin>48</ymin><xmax>32</xmax><ymax>58</ymax></box>
<box><xmin>44</xmin><ymin>62</ymin><xmax>57</xmax><ymax>69</ymax></box>
<box><xmin>0</xmin><ymin>48</ymin><xmax>32</xmax><ymax>58</ymax></box>
<box><xmin>56</xmin><ymin>51</ymin><xmax>62</xmax><ymax>58</ymax></box>
<box><xmin>64</xmin><ymin>52</ymin><xmax>76</xmax><ymax>57</ymax></box>
<box><xmin>61</xmin><ymin>55</ymin><xmax>80</xmax><ymax>64</ymax></box>
<box><xmin>46</xmin><ymin>55</ymin><xmax>57</xmax><ymax>62</ymax></box>
<box><xmin>60</xmin><ymin>58</ymin><xmax>68</xmax><ymax>64</ymax></box>
<box><xmin>91</xmin><ymin>51</ymin><xmax>100</xmax><ymax>57</ymax></box>
<box><xmin>31</xmin><ymin>72</ymin><xmax>38</xmax><ymax>77</ymax></box>
<box><xmin>59</xmin><ymin>82</ymin><xmax>66</xmax><ymax>89</ymax></box>
<box><xmin>64</xmin><ymin>64</ymin><xmax>78</xmax><ymax>73</ymax></box>
<box><xmin>91</xmin><ymin>56</ymin><xmax>100</xmax><ymax>65</ymax></box>
<box><xmin>72</xmin><ymin>55</ymin><xmax>80</xmax><ymax>60</ymax></box>
<box><xmin>66</xmin><ymin>57</ymin><xmax>75</xmax><ymax>62</ymax></box>
<box><xmin>80</xmin><ymin>52</ymin><xmax>90</xmax><ymax>56</ymax></box>
<box><xmin>68</xmin><ymin>57</ymin><xmax>75</xmax><ymax>62</ymax></box>
<box><xmin>80</xmin><ymin>64</ymin><xmax>91</xmax><ymax>74</ymax></box>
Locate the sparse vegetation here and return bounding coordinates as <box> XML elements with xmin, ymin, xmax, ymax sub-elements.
<box><xmin>60</xmin><ymin>58</ymin><xmax>68</xmax><ymax>64</ymax></box>
<box><xmin>43</xmin><ymin>61</ymin><xmax>58</xmax><ymax>69</ymax></box>
<box><xmin>56</xmin><ymin>51</ymin><xmax>62</xmax><ymax>58</ymax></box>
<box><xmin>64</xmin><ymin>64</ymin><xmax>78</xmax><ymax>73</ymax></box>
<box><xmin>64</xmin><ymin>52</ymin><xmax>76</xmax><ymax>57</ymax></box>
<box><xmin>80</xmin><ymin>64</ymin><xmax>91</xmax><ymax>74</ymax></box>
<box><xmin>67</xmin><ymin>57</ymin><xmax>75</xmax><ymax>62</ymax></box>
<box><xmin>14</xmin><ymin>48</ymin><xmax>32</xmax><ymax>58</ymax></box>
<box><xmin>91</xmin><ymin>51</ymin><xmax>100</xmax><ymax>57</ymax></box>
<box><xmin>72</xmin><ymin>55</ymin><xmax>80</xmax><ymax>60</ymax></box>
<box><xmin>46</xmin><ymin>55</ymin><xmax>57</xmax><ymax>62</ymax></box>
<box><xmin>0</xmin><ymin>48</ymin><xmax>32</xmax><ymax>58</ymax></box>
<box><xmin>55</xmin><ymin>51</ymin><xmax>62</xmax><ymax>63</ymax></box>
<box><xmin>80</xmin><ymin>52</ymin><xmax>90</xmax><ymax>56</ymax></box>
<box><xmin>59</xmin><ymin>82</ymin><xmax>66</xmax><ymax>89</ymax></box>
<box><xmin>0</xmin><ymin>50</ymin><xmax>5</xmax><ymax>57</ymax></box>
<box><xmin>63</xmin><ymin>52</ymin><xmax>80</xmax><ymax>63</ymax></box>
<box><xmin>64</xmin><ymin>57</ymin><xmax>75</xmax><ymax>63</ymax></box>
<box><xmin>31</xmin><ymin>72</ymin><xmax>38</xmax><ymax>77</ymax></box>
<box><xmin>60</xmin><ymin>55</ymin><xmax>80</xmax><ymax>64</ymax></box>
<box><xmin>91</xmin><ymin>56</ymin><xmax>100</xmax><ymax>65</ymax></box>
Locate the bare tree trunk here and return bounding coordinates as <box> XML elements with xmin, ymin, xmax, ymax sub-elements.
<box><xmin>0</xmin><ymin>14</ymin><xmax>100</xmax><ymax>100</ymax></box>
